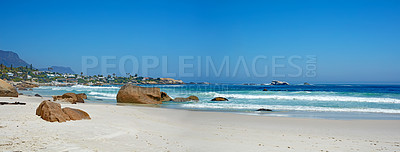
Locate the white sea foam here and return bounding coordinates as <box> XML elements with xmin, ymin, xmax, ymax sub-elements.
<box><xmin>71</xmin><ymin>85</ymin><xmax>120</xmax><ymax>89</ymax></box>
<box><xmin>51</xmin><ymin>87</ymin><xmax>74</xmax><ymax>91</ymax></box>
<box><xmin>148</xmin><ymin>85</ymin><xmax>184</xmax><ymax>88</ymax></box>
<box><xmin>42</xmin><ymin>85</ymin><xmax>120</xmax><ymax>92</ymax></box>
<box><xmin>88</xmin><ymin>92</ymin><xmax>117</xmax><ymax>98</ymax></box>
<box><xmin>34</xmin><ymin>86</ymin><xmax>55</xmax><ymax>90</ymax></box>
<box><xmin>199</xmin><ymin>92</ymin><xmax>219</xmax><ymax>96</ymax></box>
<box><xmin>91</xmin><ymin>96</ymin><xmax>117</xmax><ymax>100</ymax></box>
<box><xmin>212</xmin><ymin>93</ymin><xmax>400</xmax><ymax>104</ymax></box>
<box><xmin>181</xmin><ymin>103</ymin><xmax>400</xmax><ymax>114</ymax></box>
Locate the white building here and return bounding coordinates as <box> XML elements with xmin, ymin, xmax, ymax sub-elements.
<box><xmin>63</xmin><ymin>74</ymin><xmax>76</xmax><ymax>78</ymax></box>
<box><xmin>47</xmin><ymin>74</ymin><xmax>55</xmax><ymax>77</ymax></box>
<box><xmin>32</xmin><ymin>71</ymin><xmax>44</xmax><ymax>75</ymax></box>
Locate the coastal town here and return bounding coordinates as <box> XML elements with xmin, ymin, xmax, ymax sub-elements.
<box><xmin>0</xmin><ymin>64</ymin><xmax>302</xmax><ymax>89</ymax></box>
<box><xmin>0</xmin><ymin>64</ymin><xmax>185</xmax><ymax>87</ymax></box>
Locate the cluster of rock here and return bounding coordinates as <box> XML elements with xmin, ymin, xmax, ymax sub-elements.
<box><xmin>157</xmin><ymin>78</ymin><xmax>184</xmax><ymax>84</ymax></box>
<box><xmin>15</xmin><ymin>81</ymin><xmax>39</xmax><ymax>90</ymax></box>
<box><xmin>188</xmin><ymin>82</ymin><xmax>211</xmax><ymax>85</ymax></box>
<box><xmin>139</xmin><ymin>81</ymin><xmax>159</xmax><ymax>85</ymax></box>
<box><xmin>138</xmin><ymin>78</ymin><xmax>185</xmax><ymax>85</ymax></box>
<box><xmin>36</xmin><ymin>100</ymin><xmax>90</xmax><ymax>122</ymax></box>
<box><xmin>0</xmin><ymin>79</ymin><xmax>18</xmax><ymax>97</ymax></box>
<box><xmin>270</xmin><ymin>80</ymin><xmax>290</xmax><ymax>85</ymax></box>
<box><xmin>173</xmin><ymin>96</ymin><xmax>199</xmax><ymax>102</ymax></box>
<box><xmin>53</xmin><ymin>93</ymin><xmax>87</xmax><ymax>104</ymax></box>
<box><xmin>116</xmin><ymin>84</ymin><xmax>233</xmax><ymax>104</ymax></box>
<box><xmin>116</xmin><ymin>84</ymin><xmax>202</xmax><ymax>104</ymax></box>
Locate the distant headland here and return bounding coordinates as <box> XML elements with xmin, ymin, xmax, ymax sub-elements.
<box><xmin>0</xmin><ymin>50</ymin><xmax>187</xmax><ymax>86</ymax></box>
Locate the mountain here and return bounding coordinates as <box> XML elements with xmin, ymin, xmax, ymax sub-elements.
<box><xmin>39</xmin><ymin>66</ymin><xmax>75</xmax><ymax>74</ymax></box>
<box><xmin>0</xmin><ymin>50</ymin><xmax>30</xmax><ymax>67</ymax></box>
<box><xmin>0</xmin><ymin>49</ymin><xmax>75</xmax><ymax>74</ymax></box>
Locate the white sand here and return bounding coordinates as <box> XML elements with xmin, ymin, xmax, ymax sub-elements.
<box><xmin>1</xmin><ymin>96</ymin><xmax>399</xmax><ymax>152</ymax></box>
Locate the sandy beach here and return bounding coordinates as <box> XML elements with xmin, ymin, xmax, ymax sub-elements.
<box><xmin>0</xmin><ymin>96</ymin><xmax>399</xmax><ymax>152</ymax></box>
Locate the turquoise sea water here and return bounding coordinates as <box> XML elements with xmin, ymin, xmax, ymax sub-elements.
<box><xmin>21</xmin><ymin>84</ymin><xmax>400</xmax><ymax>120</ymax></box>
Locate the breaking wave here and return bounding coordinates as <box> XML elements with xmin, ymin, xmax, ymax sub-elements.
<box><xmin>181</xmin><ymin>103</ymin><xmax>400</xmax><ymax>114</ymax></box>
<box><xmin>211</xmin><ymin>93</ymin><xmax>400</xmax><ymax>104</ymax></box>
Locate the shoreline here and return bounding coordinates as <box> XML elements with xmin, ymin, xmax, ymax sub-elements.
<box><xmin>19</xmin><ymin>86</ymin><xmax>400</xmax><ymax>121</ymax></box>
<box><xmin>1</xmin><ymin>95</ymin><xmax>400</xmax><ymax>151</ymax></box>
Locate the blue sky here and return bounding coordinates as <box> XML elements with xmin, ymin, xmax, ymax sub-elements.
<box><xmin>0</xmin><ymin>0</ymin><xmax>399</xmax><ymax>83</ymax></box>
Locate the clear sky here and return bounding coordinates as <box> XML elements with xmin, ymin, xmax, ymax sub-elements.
<box><xmin>1</xmin><ymin>0</ymin><xmax>399</xmax><ymax>83</ymax></box>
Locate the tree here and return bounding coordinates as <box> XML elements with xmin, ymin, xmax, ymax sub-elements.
<box><xmin>77</xmin><ymin>78</ymin><xmax>86</xmax><ymax>84</ymax></box>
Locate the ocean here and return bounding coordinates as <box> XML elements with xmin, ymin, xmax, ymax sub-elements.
<box><xmin>21</xmin><ymin>84</ymin><xmax>400</xmax><ymax>120</ymax></box>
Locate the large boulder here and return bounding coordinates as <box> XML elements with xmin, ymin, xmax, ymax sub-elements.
<box><xmin>53</xmin><ymin>96</ymin><xmax>61</xmax><ymax>101</ymax></box>
<box><xmin>161</xmin><ymin>92</ymin><xmax>173</xmax><ymax>101</ymax></box>
<box><xmin>36</xmin><ymin>100</ymin><xmax>91</xmax><ymax>122</ymax></box>
<box><xmin>36</xmin><ymin>100</ymin><xmax>70</xmax><ymax>122</ymax></box>
<box><xmin>187</xmin><ymin>96</ymin><xmax>199</xmax><ymax>101</ymax></box>
<box><xmin>62</xmin><ymin>93</ymin><xmax>84</xmax><ymax>103</ymax></box>
<box><xmin>62</xmin><ymin>107</ymin><xmax>91</xmax><ymax>120</ymax></box>
<box><xmin>53</xmin><ymin>93</ymin><xmax>85</xmax><ymax>104</ymax></box>
<box><xmin>0</xmin><ymin>79</ymin><xmax>18</xmax><ymax>97</ymax></box>
<box><xmin>76</xmin><ymin>93</ymin><xmax>87</xmax><ymax>99</ymax></box>
<box><xmin>173</xmin><ymin>97</ymin><xmax>188</xmax><ymax>102</ymax></box>
<box><xmin>116</xmin><ymin>84</ymin><xmax>162</xmax><ymax>104</ymax></box>
<box><xmin>173</xmin><ymin>95</ymin><xmax>199</xmax><ymax>102</ymax></box>
<box><xmin>211</xmin><ymin>97</ymin><xmax>229</xmax><ymax>101</ymax></box>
